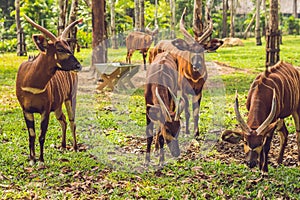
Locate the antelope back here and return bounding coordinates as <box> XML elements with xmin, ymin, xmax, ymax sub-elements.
<box><xmin>247</xmin><ymin>61</ymin><xmax>300</xmax><ymax>124</ymax></box>
<box><xmin>146</xmin><ymin>52</ymin><xmax>178</xmax><ymax>94</ymax></box>
<box><xmin>126</xmin><ymin>32</ymin><xmax>153</xmax><ymax>50</ymax></box>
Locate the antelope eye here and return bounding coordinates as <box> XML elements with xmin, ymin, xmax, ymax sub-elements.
<box><xmin>57</xmin><ymin>49</ymin><xmax>65</xmax><ymax>53</ymax></box>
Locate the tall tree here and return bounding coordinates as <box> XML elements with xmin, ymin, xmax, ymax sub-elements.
<box><xmin>58</xmin><ymin>0</ymin><xmax>68</xmax><ymax>35</ymax></box>
<box><xmin>91</xmin><ymin>0</ymin><xmax>107</xmax><ymax>75</ymax></box>
<box><xmin>193</xmin><ymin>0</ymin><xmax>203</xmax><ymax>40</ymax></box>
<box><xmin>110</xmin><ymin>0</ymin><xmax>118</xmax><ymax>49</ymax></box>
<box><xmin>68</xmin><ymin>0</ymin><xmax>79</xmax><ymax>52</ymax></box>
<box><xmin>262</xmin><ymin>0</ymin><xmax>267</xmax><ymax>36</ymax></box>
<box><xmin>293</xmin><ymin>0</ymin><xmax>298</xmax><ymax>18</ymax></box>
<box><xmin>134</xmin><ymin>0</ymin><xmax>140</xmax><ymax>31</ymax></box>
<box><xmin>266</xmin><ymin>0</ymin><xmax>280</xmax><ymax>67</ymax></box>
<box><xmin>140</xmin><ymin>0</ymin><xmax>145</xmax><ymax>32</ymax></box>
<box><xmin>229</xmin><ymin>0</ymin><xmax>235</xmax><ymax>37</ymax></box>
<box><xmin>255</xmin><ymin>0</ymin><xmax>262</xmax><ymax>45</ymax></box>
<box><xmin>170</xmin><ymin>0</ymin><xmax>176</xmax><ymax>39</ymax></box>
<box><xmin>15</xmin><ymin>0</ymin><xmax>26</xmax><ymax>56</ymax></box>
<box><xmin>222</xmin><ymin>0</ymin><xmax>228</xmax><ymax>38</ymax></box>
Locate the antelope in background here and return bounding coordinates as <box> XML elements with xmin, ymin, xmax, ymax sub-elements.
<box><xmin>222</xmin><ymin>61</ymin><xmax>300</xmax><ymax>176</ymax></box>
<box><xmin>145</xmin><ymin>52</ymin><xmax>184</xmax><ymax>166</ymax></box>
<box><xmin>126</xmin><ymin>23</ymin><xmax>159</xmax><ymax>70</ymax></box>
<box><xmin>16</xmin><ymin>15</ymin><xmax>82</xmax><ymax>165</ymax></box>
<box><xmin>149</xmin><ymin>8</ymin><xmax>212</xmax><ymax>137</ymax></box>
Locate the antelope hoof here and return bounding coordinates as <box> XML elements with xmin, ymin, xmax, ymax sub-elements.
<box><xmin>73</xmin><ymin>144</ymin><xmax>78</xmax><ymax>151</ymax></box>
<box><xmin>38</xmin><ymin>161</ymin><xmax>46</xmax><ymax>169</ymax></box>
<box><xmin>61</xmin><ymin>143</ymin><xmax>66</xmax><ymax>149</ymax></box>
<box><xmin>29</xmin><ymin>160</ymin><xmax>36</xmax><ymax>166</ymax></box>
<box><xmin>261</xmin><ymin>171</ymin><xmax>269</xmax><ymax>178</ymax></box>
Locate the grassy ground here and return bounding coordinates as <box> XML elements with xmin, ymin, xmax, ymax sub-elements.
<box><xmin>0</xmin><ymin>36</ymin><xmax>300</xmax><ymax>199</ymax></box>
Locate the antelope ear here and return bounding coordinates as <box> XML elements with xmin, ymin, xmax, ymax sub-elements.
<box><xmin>221</xmin><ymin>130</ymin><xmax>244</xmax><ymax>144</ymax></box>
<box><xmin>171</xmin><ymin>38</ymin><xmax>189</xmax><ymax>51</ymax></box>
<box><xmin>32</xmin><ymin>34</ymin><xmax>49</xmax><ymax>53</ymax></box>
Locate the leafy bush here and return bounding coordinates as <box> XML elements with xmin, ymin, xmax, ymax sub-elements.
<box><xmin>282</xmin><ymin>16</ymin><xmax>300</xmax><ymax>35</ymax></box>
<box><xmin>0</xmin><ymin>38</ymin><xmax>17</xmax><ymax>52</ymax></box>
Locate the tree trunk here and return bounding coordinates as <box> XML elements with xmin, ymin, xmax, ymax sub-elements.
<box><xmin>170</xmin><ymin>0</ymin><xmax>176</xmax><ymax>39</ymax></box>
<box><xmin>68</xmin><ymin>0</ymin><xmax>79</xmax><ymax>53</ymax></box>
<box><xmin>15</xmin><ymin>0</ymin><xmax>26</xmax><ymax>56</ymax></box>
<box><xmin>58</xmin><ymin>0</ymin><xmax>68</xmax><ymax>35</ymax></box>
<box><xmin>255</xmin><ymin>0</ymin><xmax>262</xmax><ymax>45</ymax></box>
<box><xmin>134</xmin><ymin>0</ymin><xmax>140</xmax><ymax>31</ymax></box>
<box><xmin>262</xmin><ymin>0</ymin><xmax>267</xmax><ymax>36</ymax></box>
<box><xmin>91</xmin><ymin>0</ymin><xmax>107</xmax><ymax>75</ymax></box>
<box><xmin>193</xmin><ymin>0</ymin><xmax>203</xmax><ymax>40</ymax></box>
<box><xmin>110</xmin><ymin>0</ymin><xmax>118</xmax><ymax>49</ymax></box>
<box><xmin>229</xmin><ymin>0</ymin><xmax>235</xmax><ymax>37</ymax></box>
<box><xmin>294</xmin><ymin>0</ymin><xmax>298</xmax><ymax>18</ymax></box>
<box><xmin>222</xmin><ymin>0</ymin><xmax>228</xmax><ymax>38</ymax></box>
<box><xmin>243</xmin><ymin>13</ymin><xmax>256</xmax><ymax>39</ymax></box>
<box><xmin>154</xmin><ymin>0</ymin><xmax>158</xmax><ymax>44</ymax></box>
<box><xmin>140</xmin><ymin>0</ymin><xmax>145</xmax><ymax>32</ymax></box>
<box><xmin>266</xmin><ymin>0</ymin><xmax>280</xmax><ymax>67</ymax></box>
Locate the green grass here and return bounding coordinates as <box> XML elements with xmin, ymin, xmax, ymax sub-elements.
<box><xmin>1</xmin><ymin>36</ymin><xmax>300</xmax><ymax>199</ymax></box>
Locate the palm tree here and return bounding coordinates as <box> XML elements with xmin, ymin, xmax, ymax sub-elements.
<box><xmin>222</xmin><ymin>0</ymin><xmax>228</xmax><ymax>38</ymax></box>
<box><xmin>293</xmin><ymin>0</ymin><xmax>298</xmax><ymax>18</ymax></box>
<box><xmin>134</xmin><ymin>0</ymin><xmax>140</xmax><ymax>31</ymax></box>
<box><xmin>91</xmin><ymin>0</ymin><xmax>107</xmax><ymax>75</ymax></box>
<box><xmin>110</xmin><ymin>0</ymin><xmax>118</xmax><ymax>49</ymax></box>
<box><xmin>255</xmin><ymin>0</ymin><xmax>262</xmax><ymax>45</ymax></box>
<box><xmin>170</xmin><ymin>0</ymin><xmax>176</xmax><ymax>39</ymax></box>
<box><xmin>68</xmin><ymin>0</ymin><xmax>79</xmax><ymax>52</ymax></box>
<box><xmin>15</xmin><ymin>0</ymin><xmax>26</xmax><ymax>56</ymax></box>
<box><xmin>229</xmin><ymin>0</ymin><xmax>235</xmax><ymax>37</ymax></box>
<box><xmin>266</xmin><ymin>0</ymin><xmax>279</xmax><ymax>67</ymax></box>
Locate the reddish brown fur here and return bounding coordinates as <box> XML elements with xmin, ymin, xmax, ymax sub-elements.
<box><xmin>222</xmin><ymin>61</ymin><xmax>300</xmax><ymax>175</ymax></box>
<box><xmin>144</xmin><ymin>52</ymin><xmax>182</xmax><ymax>166</ymax></box>
<box><xmin>16</xmin><ymin>17</ymin><xmax>82</xmax><ymax>165</ymax></box>
<box><xmin>149</xmin><ymin>39</ymin><xmax>207</xmax><ymax>136</ymax></box>
<box><xmin>126</xmin><ymin>31</ymin><xmax>155</xmax><ymax>69</ymax></box>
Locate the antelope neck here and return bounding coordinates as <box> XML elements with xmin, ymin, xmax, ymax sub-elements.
<box><xmin>21</xmin><ymin>54</ymin><xmax>57</xmax><ymax>94</ymax></box>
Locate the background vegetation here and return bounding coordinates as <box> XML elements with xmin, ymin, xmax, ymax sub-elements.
<box><xmin>1</xmin><ymin>0</ymin><xmax>300</xmax><ymax>52</ymax></box>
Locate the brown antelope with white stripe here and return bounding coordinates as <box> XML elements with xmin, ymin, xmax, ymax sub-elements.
<box><xmin>16</xmin><ymin>15</ymin><xmax>82</xmax><ymax>165</ymax></box>
<box><xmin>126</xmin><ymin>23</ymin><xmax>158</xmax><ymax>70</ymax></box>
<box><xmin>149</xmin><ymin>8</ymin><xmax>211</xmax><ymax>137</ymax></box>
<box><xmin>222</xmin><ymin>61</ymin><xmax>300</xmax><ymax>176</ymax></box>
<box><xmin>145</xmin><ymin>52</ymin><xmax>184</xmax><ymax>166</ymax></box>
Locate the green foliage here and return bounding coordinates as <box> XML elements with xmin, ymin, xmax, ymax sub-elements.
<box><xmin>282</xmin><ymin>15</ymin><xmax>300</xmax><ymax>35</ymax></box>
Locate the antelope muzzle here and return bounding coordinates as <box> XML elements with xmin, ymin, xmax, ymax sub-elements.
<box><xmin>57</xmin><ymin>55</ymin><xmax>82</xmax><ymax>72</ymax></box>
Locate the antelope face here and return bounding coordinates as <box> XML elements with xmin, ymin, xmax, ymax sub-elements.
<box><xmin>54</xmin><ymin>41</ymin><xmax>82</xmax><ymax>72</ymax></box>
<box><xmin>190</xmin><ymin>51</ymin><xmax>205</xmax><ymax>73</ymax></box>
<box><xmin>164</xmin><ymin>120</ymin><xmax>181</xmax><ymax>157</ymax></box>
<box><xmin>243</xmin><ymin>133</ymin><xmax>265</xmax><ymax>168</ymax></box>
<box><xmin>171</xmin><ymin>39</ymin><xmax>206</xmax><ymax>73</ymax></box>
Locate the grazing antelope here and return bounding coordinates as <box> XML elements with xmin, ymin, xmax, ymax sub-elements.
<box><xmin>145</xmin><ymin>52</ymin><xmax>184</xmax><ymax>166</ymax></box>
<box><xmin>16</xmin><ymin>15</ymin><xmax>82</xmax><ymax>165</ymax></box>
<box><xmin>222</xmin><ymin>61</ymin><xmax>300</xmax><ymax>176</ymax></box>
<box><xmin>149</xmin><ymin>8</ymin><xmax>211</xmax><ymax>137</ymax></box>
<box><xmin>126</xmin><ymin>23</ymin><xmax>158</xmax><ymax>70</ymax></box>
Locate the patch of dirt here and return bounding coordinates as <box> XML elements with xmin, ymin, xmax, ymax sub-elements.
<box><xmin>213</xmin><ymin>61</ymin><xmax>250</xmax><ymax>75</ymax></box>
<box><xmin>77</xmin><ymin>63</ymin><xmax>299</xmax><ymax>168</ymax></box>
<box><xmin>77</xmin><ymin>67</ymin><xmax>97</xmax><ymax>95</ymax></box>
